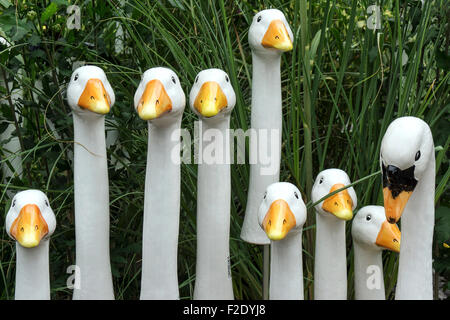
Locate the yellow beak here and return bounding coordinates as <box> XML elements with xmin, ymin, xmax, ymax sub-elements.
<box><xmin>375</xmin><ymin>221</ymin><xmax>401</xmax><ymax>252</ymax></box>
<box><xmin>77</xmin><ymin>78</ymin><xmax>111</xmax><ymax>114</ymax></box>
<box><xmin>10</xmin><ymin>204</ymin><xmax>49</xmax><ymax>248</ymax></box>
<box><xmin>262</xmin><ymin>199</ymin><xmax>297</xmax><ymax>241</ymax></box>
<box><xmin>322</xmin><ymin>183</ymin><xmax>353</xmax><ymax>220</ymax></box>
<box><xmin>136</xmin><ymin>79</ymin><xmax>173</xmax><ymax>120</ymax></box>
<box><xmin>383</xmin><ymin>187</ymin><xmax>413</xmax><ymax>224</ymax></box>
<box><xmin>261</xmin><ymin>19</ymin><xmax>293</xmax><ymax>51</ymax></box>
<box><xmin>193</xmin><ymin>81</ymin><xmax>228</xmax><ymax>118</ymax></box>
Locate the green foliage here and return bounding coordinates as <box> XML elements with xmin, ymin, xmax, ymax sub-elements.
<box><xmin>0</xmin><ymin>0</ymin><xmax>448</xmax><ymax>300</ymax></box>
<box><xmin>41</xmin><ymin>2</ymin><xmax>58</xmax><ymax>24</ymax></box>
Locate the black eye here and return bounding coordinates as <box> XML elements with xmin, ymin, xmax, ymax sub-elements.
<box><xmin>319</xmin><ymin>177</ymin><xmax>323</xmax><ymax>184</ymax></box>
<box><xmin>12</xmin><ymin>200</ymin><xmax>16</xmax><ymax>207</ymax></box>
<box><xmin>195</xmin><ymin>76</ymin><xmax>199</xmax><ymax>83</ymax></box>
<box><xmin>225</xmin><ymin>75</ymin><xmax>229</xmax><ymax>82</ymax></box>
<box><xmin>74</xmin><ymin>74</ymin><xmax>78</xmax><ymax>81</ymax></box>
<box><xmin>415</xmin><ymin>150</ymin><xmax>421</xmax><ymax>161</ymax></box>
<box><xmin>294</xmin><ymin>192</ymin><xmax>299</xmax><ymax>199</ymax></box>
<box><xmin>171</xmin><ymin>76</ymin><xmax>176</xmax><ymax>84</ymax></box>
<box><xmin>263</xmin><ymin>192</ymin><xmax>267</xmax><ymax>199</ymax></box>
<box><xmin>257</xmin><ymin>16</ymin><xmax>262</xmax><ymax>22</ymax></box>
<box><xmin>366</xmin><ymin>214</ymin><xmax>372</xmax><ymax>221</ymax></box>
<box><xmin>45</xmin><ymin>200</ymin><xmax>49</xmax><ymax>207</ymax></box>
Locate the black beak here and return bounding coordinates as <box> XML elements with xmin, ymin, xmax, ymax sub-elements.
<box><xmin>382</xmin><ymin>164</ymin><xmax>418</xmax><ymax>197</ymax></box>
<box><xmin>382</xmin><ymin>163</ymin><xmax>418</xmax><ymax>223</ymax></box>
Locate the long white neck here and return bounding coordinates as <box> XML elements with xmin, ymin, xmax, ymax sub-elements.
<box><xmin>194</xmin><ymin>117</ymin><xmax>234</xmax><ymax>300</ymax></box>
<box><xmin>269</xmin><ymin>231</ymin><xmax>303</xmax><ymax>300</ymax></box>
<box><xmin>353</xmin><ymin>242</ymin><xmax>385</xmax><ymax>300</ymax></box>
<box><xmin>314</xmin><ymin>213</ymin><xmax>347</xmax><ymax>299</ymax></box>
<box><xmin>15</xmin><ymin>241</ymin><xmax>50</xmax><ymax>300</ymax></box>
<box><xmin>140</xmin><ymin>119</ymin><xmax>181</xmax><ymax>300</ymax></box>
<box><xmin>241</xmin><ymin>52</ymin><xmax>282</xmax><ymax>245</ymax></box>
<box><xmin>396</xmin><ymin>155</ymin><xmax>435</xmax><ymax>299</ymax></box>
<box><xmin>72</xmin><ymin>113</ymin><xmax>114</xmax><ymax>300</ymax></box>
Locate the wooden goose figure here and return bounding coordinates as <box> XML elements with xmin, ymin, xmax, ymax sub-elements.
<box><xmin>67</xmin><ymin>65</ymin><xmax>115</xmax><ymax>299</ymax></box>
<box><xmin>311</xmin><ymin>169</ymin><xmax>357</xmax><ymax>300</ymax></box>
<box><xmin>351</xmin><ymin>205</ymin><xmax>401</xmax><ymax>300</ymax></box>
<box><xmin>189</xmin><ymin>68</ymin><xmax>236</xmax><ymax>300</ymax></box>
<box><xmin>133</xmin><ymin>67</ymin><xmax>186</xmax><ymax>299</ymax></box>
<box><xmin>241</xmin><ymin>9</ymin><xmax>294</xmax><ymax>244</ymax></box>
<box><xmin>257</xmin><ymin>182</ymin><xmax>307</xmax><ymax>300</ymax></box>
<box><xmin>5</xmin><ymin>190</ymin><xmax>56</xmax><ymax>300</ymax></box>
<box><xmin>380</xmin><ymin>116</ymin><xmax>435</xmax><ymax>299</ymax></box>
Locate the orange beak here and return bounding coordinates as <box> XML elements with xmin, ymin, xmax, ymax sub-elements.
<box><xmin>77</xmin><ymin>78</ymin><xmax>111</xmax><ymax>114</ymax></box>
<box><xmin>136</xmin><ymin>79</ymin><xmax>173</xmax><ymax>120</ymax></box>
<box><xmin>375</xmin><ymin>220</ymin><xmax>401</xmax><ymax>252</ymax></box>
<box><xmin>382</xmin><ymin>164</ymin><xmax>418</xmax><ymax>224</ymax></box>
<box><xmin>194</xmin><ymin>81</ymin><xmax>228</xmax><ymax>118</ymax></box>
<box><xmin>322</xmin><ymin>183</ymin><xmax>353</xmax><ymax>220</ymax></box>
<box><xmin>262</xmin><ymin>199</ymin><xmax>296</xmax><ymax>241</ymax></box>
<box><xmin>261</xmin><ymin>19</ymin><xmax>293</xmax><ymax>51</ymax></box>
<box><xmin>10</xmin><ymin>204</ymin><xmax>49</xmax><ymax>248</ymax></box>
<box><xmin>383</xmin><ymin>188</ymin><xmax>413</xmax><ymax>224</ymax></box>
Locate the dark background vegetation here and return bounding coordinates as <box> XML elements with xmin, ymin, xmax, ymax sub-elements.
<box><xmin>0</xmin><ymin>0</ymin><xmax>448</xmax><ymax>299</ymax></box>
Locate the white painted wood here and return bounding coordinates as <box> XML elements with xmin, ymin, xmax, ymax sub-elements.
<box><xmin>5</xmin><ymin>190</ymin><xmax>56</xmax><ymax>300</ymax></box>
<box><xmin>381</xmin><ymin>116</ymin><xmax>435</xmax><ymax>300</ymax></box>
<box><xmin>133</xmin><ymin>67</ymin><xmax>185</xmax><ymax>299</ymax></box>
<box><xmin>189</xmin><ymin>69</ymin><xmax>236</xmax><ymax>300</ymax></box>
<box><xmin>242</xmin><ymin>9</ymin><xmax>294</xmax><ymax>245</ymax></box>
<box><xmin>67</xmin><ymin>66</ymin><xmax>115</xmax><ymax>299</ymax></box>
<box><xmin>311</xmin><ymin>169</ymin><xmax>357</xmax><ymax>300</ymax></box>
<box><xmin>257</xmin><ymin>182</ymin><xmax>306</xmax><ymax>300</ymax></box>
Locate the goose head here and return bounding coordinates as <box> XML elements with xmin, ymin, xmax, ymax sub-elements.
<box><xmin>67</xmin><ymin>65</ymin><xmax>115</xmax><ymax>116</ymax></box>
<box><xmin>5</xmin><ymin>190</ymin><xmax>56</xmax><ymax>248</ymax></box>
<box><xmin>134</xmin><ymin>67</ymin><xmax>185</xmax><ymax>123</ymax></box>
<box><xmin>312</xmin><ymin>169</ymin><xmax>357</xmax><ymax>221</ymax></box>
<box><xmin>258</xmin><ymin>182</ymin><xmax>307</xmax><ymax>241</ymax></box>
<box><xmin>380</xmin><ymin>117</ymin><xmax>434</xmax><ymax>224</ymax></box>
<box><xmin>249</xmin><ymin>9</ymin><xmax>294</xmax><ymax>56</ymax></box>
<box><xmin>189</xmin><ymin>68</ymin><xmax>236</xmax><ymax>120</ymax></box>
<box><xmin>352</xmin><ymin>206</ymin><xmax>401</xmax><ymax>252</ymax></box>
